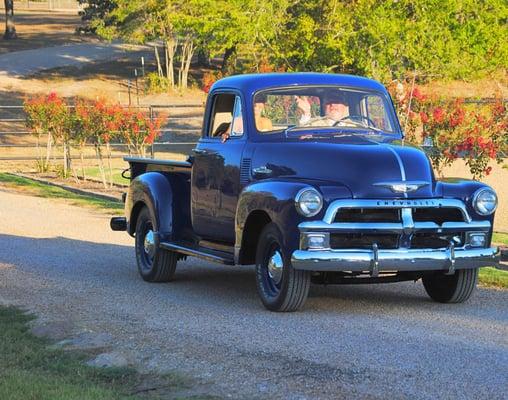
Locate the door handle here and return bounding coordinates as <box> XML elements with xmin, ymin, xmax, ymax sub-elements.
<box><xmin>252</xmin><ymin>166</ymin><xmax>272</xmax><ymax>176</ymax></box>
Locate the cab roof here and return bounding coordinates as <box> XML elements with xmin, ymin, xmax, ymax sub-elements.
<box><xmin>210</xmin><ymin>73</ymin><xmax>387</xmax><ymax>96</ymax></box>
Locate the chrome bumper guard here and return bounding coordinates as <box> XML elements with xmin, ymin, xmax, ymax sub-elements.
<box><xmin>292</xmin><ymin>198</ymin><xmax>500</xmax><ymax>275</ymax></box>
<box><xmin>291</xmin><ymin>246</ymin><xmax>500</xmax><ymax>275</ymax></box>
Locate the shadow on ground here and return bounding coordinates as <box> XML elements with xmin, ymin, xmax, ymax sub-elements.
<box><xmin>0</xmin><ymin>232</ymin><xmax>503</xmax><ymax>323</ymax></box>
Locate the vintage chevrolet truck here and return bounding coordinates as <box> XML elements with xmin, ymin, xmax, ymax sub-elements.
<box><xmin>111</xmin><ymin>73</ymin><xmax>500</xmax><ymax>311</ymax></box>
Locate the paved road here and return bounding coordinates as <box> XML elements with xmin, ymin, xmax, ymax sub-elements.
<box><xmin>0</xmin><ymin>188</ymin><xmax>507</xmax><ymax>399</ymax></box>
<box><xmin>0</xmin><ymin>42</ymin><xmax>146</xmax><ymax>76</ymax></box>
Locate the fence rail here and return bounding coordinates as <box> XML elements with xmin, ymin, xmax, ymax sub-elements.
<box><xmin>0</xmin><ymin>0</ymin><xmax>83</xmax><ymax>11</ymax></box>
<box><xmin>0</xmin><ymin>98</ymin><xmax>505</xmax><ymax>161</ymax></box>
<box><xmin>0</xmin><ymin>103</ymin><xmax>204</xmax><ymax>161</ymax></box>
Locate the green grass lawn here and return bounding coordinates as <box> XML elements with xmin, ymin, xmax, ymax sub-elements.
<box><xmin>0</xmin><ymin>306</ymin><xmax>215</xmax><ymax>400</ymax></box>
<box><xmin>0</xmin><ymin>307</ymin><xmax>141</xmax><ymax>400</ymax></box>
<box><xmin>492</xmin><ymin>232</ymin><xmax>508</xmax><ymax>246</ymax></box>
<box><xmin>478</xmin><ymin>267</ymin><xmax>508</xmax><ymax>289</ymax></box>
<box><xmin>0</xmin><ymin>172</ymin><xmax>123</xmax><ymax>213</ymax></box>
<box><xmin>481</xmin><ymin>231</ymin><xmax>508</xmax><ymax>289</ymax></box>
<box><xmin>83</xmin><ymin>167</ymin><xmax>129</xmax><ymax>187</ymax></box>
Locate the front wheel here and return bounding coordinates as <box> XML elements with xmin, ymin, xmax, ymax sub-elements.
<box><xmin>255</xmin><ymin>223</ymin><xmax>311</xmax><ymax>312</ymax></box>
<box><xmin>422</xmin><ymin>268</ymin><xmax>478</xmax><ymax>303</ymax></box>
<box><xmin>135</xmin><ymin>207</ymin><xmax>178</xmax><ymax>282</ymax></box>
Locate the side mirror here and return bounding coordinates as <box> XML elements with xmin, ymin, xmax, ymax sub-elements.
<box><xmin>423</xmin><ymin>137</ymin><xmax>434</xmax><ymax>147</ymax></box>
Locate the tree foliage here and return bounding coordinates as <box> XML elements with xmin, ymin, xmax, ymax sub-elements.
<box><xmin>88</xmin><ymin>0</ymin><xmax>507</xmax><ymax>82</ymax></box>
<box><xmin>273</xmin><ymin>0</ymin><xmax>508</xmax><ymax>81</ymax></box>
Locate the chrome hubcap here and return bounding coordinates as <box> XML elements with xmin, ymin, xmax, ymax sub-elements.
<box><xmin>267</xmin><ymin>250</ymin><xmax>283</xmax><ymax>285</ymax></box>
<box><xmin>143</xmin><ymin>230</ymin><xmax>155</xmax><ymax>259</ymax></box>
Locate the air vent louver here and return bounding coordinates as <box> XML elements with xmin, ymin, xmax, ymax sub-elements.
<box><xmin>240</xmin><ymin>158</ymin><xmax>251</xmax><ymax>185</ymax></box>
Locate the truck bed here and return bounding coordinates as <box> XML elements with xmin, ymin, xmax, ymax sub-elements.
<box><xmin>125</xmin><ymin>157</ymin><xmax>192</xmax><ymax>180</ymax></box>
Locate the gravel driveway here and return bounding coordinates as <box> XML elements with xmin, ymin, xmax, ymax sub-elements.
<box><xmin>0</xmin><ymin>188</ymin><xmax>507</xmax><ymax>399</ymax></box>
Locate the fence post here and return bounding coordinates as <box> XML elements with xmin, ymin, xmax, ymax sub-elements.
<box><xmin>149</xmin><ymin>106</ymin><xmax>154</xmax><ymax>159</ymax></box>
<box><xmin>127</xmin><ymin>80</ymin><xmax>132</xmax><ymax>106</ymax></box>
<box><xmin>135</xmin><ymin>69</ymin><xmax>140</xmax><ymax>105</ymax></box>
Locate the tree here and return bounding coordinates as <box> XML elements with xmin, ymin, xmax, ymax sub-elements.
<box><xmin>4</xmin><ymin>0</ymin><xmax>17</xmax><ymax>39</ymax></box>
<box><xmin>89</xmin><ymin>0</ymin><xmax>508</xmax><ymax>83</ymax></box>
<box><xmin>93</xmin><ymin>0</ymin><xmax>214</xmax><ymax>90</ymax></box>
<box><xmin>198</xmin><ymin>0</ymin><xmax>291</xmax><ymax>73</ymax></box>
<box><xmin>78</xmin><ymin>0</ymin><xmax>117</xmax><ymax>33</ymax></box>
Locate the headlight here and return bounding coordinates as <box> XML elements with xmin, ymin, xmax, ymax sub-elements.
<box><xmin>295</xmin><ymin>188</ymin><xmax>323</xmax><ymax>217</ymax></box>
<box><xmin>472</xmin><ymin>188</ymin><xmax>497</xmax><ymax>216</ymax></box>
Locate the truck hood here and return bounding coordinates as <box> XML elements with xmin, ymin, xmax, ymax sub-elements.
<box><xmin>252</xmin><ymin>136</ymin><xmax>436</xmax><ymax>199</ymax></box>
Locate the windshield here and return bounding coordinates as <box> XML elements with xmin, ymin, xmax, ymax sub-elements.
<box><xmin>253</xmin><ymin>86</ymin><xmax>398</xmax><ymax>135</ymax></box>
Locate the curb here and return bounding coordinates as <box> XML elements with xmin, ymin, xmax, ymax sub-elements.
<box><xmin>10</xmin><ymin>173</ymin><xmax>122</xmax><ymax>203</ymax></box>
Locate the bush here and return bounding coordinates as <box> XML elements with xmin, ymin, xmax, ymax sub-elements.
<box><xmin>389</xmin><ymin>82</ymin><xmax>506</xmax><ymax>179</ymax></box>
<box><xmin>24</xmin><ymin>93</ymin><xmax>72</xmax><ymax>176</ymax></box>
<box><xmin>201</xmin><ymin>71</ymin><xmax>223</xmax><ymax>93</ymax></box>
<box><xmin>146</xmin><ymin>72</ymin><xmax>171</xmax><ymax>94</ymax></box>
<box><xmin>25</xmin><ymin>94</ymin><xmax>163</xmax><ymax>187</ymax></box>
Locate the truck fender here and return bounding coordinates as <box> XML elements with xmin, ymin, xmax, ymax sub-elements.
<box><xmin>126</xmin><ymin>172</ymin><xmax>174</xmax><ymax>241</ymax></box>
<box><xmin>436</xmin><ymin>179</ymin><xmax>496</xmax><ymax>243</ymax></box>
<box><xmin>235</xmin><ymin>180</ymin><xmax>312</xmax><ymax>264</ymax></box>
<box><xmin>235</xmin><ymin>180</ymin><xmax>353</xmax><ymax>264</ymax></box>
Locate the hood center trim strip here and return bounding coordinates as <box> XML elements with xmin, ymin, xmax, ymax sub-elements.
<box><xmin>385</xmin><ymin>146</ymin><xmax>408</xmax><ymax>198</ymax></box>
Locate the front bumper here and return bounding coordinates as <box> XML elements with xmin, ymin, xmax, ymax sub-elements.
<box><xmin>292</xmin><ymin>198</ymin><xmax>500</xmax><ymax>276</ymax></box>
<box><xmin>291</xmin><ymin>246</ymin><xmax>500</xmax><ymax>275</ymax></box>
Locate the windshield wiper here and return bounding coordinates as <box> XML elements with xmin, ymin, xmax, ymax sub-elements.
<box><xmin>284</xmin><ymin>124</ymin><xmax>300</xmax><ymax>137</ymax></box>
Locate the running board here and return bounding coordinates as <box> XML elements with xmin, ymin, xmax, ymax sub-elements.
<box><xmin>160</xmin><ymin>241</ymin><xmax>235</xmax><ymax>265</ymax></box>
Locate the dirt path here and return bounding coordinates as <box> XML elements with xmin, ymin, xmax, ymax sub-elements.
<box><xmin>0</xmin><ymin>41</ymin><xmax>147</xmax><ymax>77</ymax></box>
<box><xmin>0</xmin><ymin>11</ymin><xmax>88</xmax><ymax>55</ymax></box>
<box><xmin>0</xmin><ymin>188</ymin><xmax>507</xmax><ymax>399</ymax></box>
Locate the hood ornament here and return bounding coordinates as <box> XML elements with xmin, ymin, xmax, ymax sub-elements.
<box><xmin>373</xmin><ymin>181</ymin><xmax>429</xmax><ymax>193</ymax></box>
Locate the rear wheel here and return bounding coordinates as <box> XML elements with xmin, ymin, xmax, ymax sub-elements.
<box><xmin>422</xmin><ymin>268</ymin><xmax>478</xmax><ymax>303</ymax></box>
<box><xmin>255</xmin><ymin>223</ymin><xmax>310</xmax><ymax>311</ymax></box>
<box><xmin>135</xmin><ymin>207</ymin><xmax>177</xmax><ymax>282</ymax></box>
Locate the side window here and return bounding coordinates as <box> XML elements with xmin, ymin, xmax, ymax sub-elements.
<box><xmin>230</xmin><ymin>96</ymin><xmax>244</xmax><ymax>137</ymax></box>
<box><xmin>362</xmin><ymin>95</ymin><xmax>393</xmax><ymax>132</ymax></box>
<box><xmin>209</xmin><ymin>93</ymin><xmax>236</xmax><ymax>138</ymax></box>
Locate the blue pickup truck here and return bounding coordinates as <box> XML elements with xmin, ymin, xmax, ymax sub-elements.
<box><xmin>111</xmin><ymin>73</ymin><xmax>500</xmax><ymax>311</ymax></box>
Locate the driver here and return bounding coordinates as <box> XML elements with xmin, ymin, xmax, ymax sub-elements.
<box><xmin>296</xmin><ymin>93</ymin><xmax>349</xmax><ymax>126</ymax></box>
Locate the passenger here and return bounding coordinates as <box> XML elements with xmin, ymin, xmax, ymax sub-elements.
<box><xmin>296</xmin><ymin>93</ymin><xmax>349</xmax><ymax>126</ymax></box>
<box><xmin>254</xmin><ymin>97</ymin><xmax>273</xmax><ymax>132</ymax></box>
<box><xmin>221</xmin><ymin>98</ymin><xmax>272</xmax><ymax>142</ymax></box>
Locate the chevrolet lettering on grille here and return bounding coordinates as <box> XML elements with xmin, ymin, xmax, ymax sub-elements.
<box><xmin>376</xmin><ymin>200</ymin><xmax>437</xmax><ymax>207</ymax></box>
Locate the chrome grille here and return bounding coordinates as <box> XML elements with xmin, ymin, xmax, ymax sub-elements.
<box><xmin>412</xmin><ymin>208</ymin><xmax>464</xmax><ymax>224</ymax></box>
<box><xmin>334</xmin><ymin>208</ymin><xmax>400</xmax><ymax>223</ymax></box>
<box><xmin>330</xmin><ymin>233</ymin><xmax>399</xmax><ymax>250</ymax></box>
<box><xmin>334</xmin><ymin>206</ymin><xmax>466</xmax><ymax>225</ymax></box>
<box><xmin>331</xmin><ymin>202</ymin><xmax>467</xmax><ymax>249</ymax></box>
<box><xmin>298</xmin><ymin>198</ymin><xmax>490</xmax><ymax>250</ymax></box>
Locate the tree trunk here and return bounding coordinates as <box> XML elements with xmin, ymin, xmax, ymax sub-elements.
<box><xmin>197</xmin><ymin>48</ymin><xmax>210</xmax><ymax>67</ymax></box>
<box><xmin>4</xmin><ymin>0</ymin><xmax>17</xmax><ymax>39</ymax></box>
<box><xmin>165</xmin><ymin>37</ymin><xmax>177</xmax><ymax>89</ymax></box>
<box><xmin>94</xmin><ymin>142</ymin><xmax>107</xmax><ymax>189</ymax></box>
<box><xmin>178</xmin><ymin>36</ymin><xmax>194</xmax><ymax>90</ymax></box>
<box><xmin>45</xmin><ymin>133</ymin><xmax>52</xmax><ymax>172</ymax></box>
<box><xmin>106</xmin><ymin>141</ymin><xmax>113</xmax><ymax>188</ymax></box>
<box><xmin>154</xmin><ymin>45</ymin><xmax>163</xmax><ymax>77</ymax></box>
<box><xmin>80</xmin><ymin>147</ymin><xmax>86</xmax><ymax>181</ymax></box>
<box><xmin>35</xmin><ymin>134</ymin><xmax>43</xmax><ymax>172</ymax></box>
<box><xmin>63</xmin><ymin>141</ymin><xmax>68</xmax><ymax>177</ymax></box>
<box><xmin>221</xmin><ymin>45</ymin><xmax>237</xmax><ymax>74</ymax></box>
<box><xmin>65</xmin><ymin>140</ymin><xmax>72</xmax><ymax>176</ymax></box>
